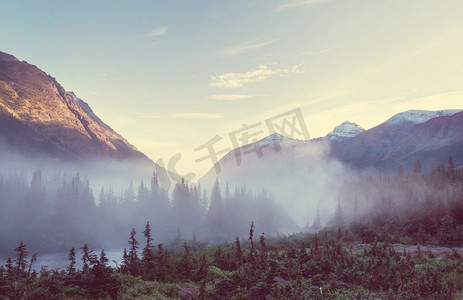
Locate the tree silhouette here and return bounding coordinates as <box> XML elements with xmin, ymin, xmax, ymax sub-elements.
<box><xmin>67</xmin><ymin>247</ymin><xmax>76</xmax><ymax>274</ymax></box>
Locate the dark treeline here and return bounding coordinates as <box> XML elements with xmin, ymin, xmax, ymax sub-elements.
<box><xmin>0</xmin><ymin>169</ymin><xmax>291</xmax><ymax>254</ymax></box>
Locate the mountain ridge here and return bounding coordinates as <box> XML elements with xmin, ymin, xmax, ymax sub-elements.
<box><xmin>384</xmin><ymin>109</ymin><xmax>462</xmax><ymax>126</ymax></box>
<box><xmin>200</xmin><ymin>108</ymin><xmax>463</xmax><ymax>184</ymax></box>
<box><xmin>0</xmin><ymin>50</ymin><xmax>152</xmax><ymax>164</ymax></box>
<box><xmin>331</xmin><ymin>110</ymin><xmax>463</xmax><ymax>171</ymax></box>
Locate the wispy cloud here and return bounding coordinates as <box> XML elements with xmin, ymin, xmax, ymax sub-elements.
<box><xmin>275</xmin><ymin>0</ymin><xmax>328</xmax><ymax>12</ymax></box>
<box><xmin>171</xmin><ymin>112</ymin><xmax>223</xmax><ymax>119</ymax></box>
<box><xmin>146</xmin><ymin>27</ymin><xmax>168</xmax><ymax>37</ymax></box>
<box><xmin>210</xmin><ymin>64</ymin><xmax>303</xmax><ymax>89</ymax></box>
<box><xmin>209</xmin><ymin>94</ymin><xmax>252</xmax><ymax>101</ymax></box>
<box><xmin>222</xmin><ymin>38</ymin><xmax>279</xmax><ymax>57</ymax></box>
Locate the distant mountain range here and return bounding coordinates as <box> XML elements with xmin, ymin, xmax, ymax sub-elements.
<box><xmin>201</xmin><ymin>109</ymin><xmax>463</xmax><ymax>185</ymax></box>
<box><xmin>331</xmin><ymin>109</ymin><xmax>463</xmax><ymax>172</ymax></box>
<box><xmin>0</xmin><ymin>50</ymin><xmax>152</xmax><ymax>164</ymax></box>
<box><xmin>198</xmin><ymin>108</ymin><xmax>463</xmax><ymax>226</ymax></box>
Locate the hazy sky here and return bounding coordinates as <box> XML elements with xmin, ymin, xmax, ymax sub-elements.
<box><xmin>1</xmin><ymin>0</ymin><xmax>463</xmax><ymax>176</ymax></box>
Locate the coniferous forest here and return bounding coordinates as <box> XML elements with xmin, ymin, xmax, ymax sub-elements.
<box><xmin>1</xmin><ymin>158</ymin><xmax>463</xmax><ymax>298</ymax></box>
<box><xmin>3</xmin><ymin>1</ymin><xmax>463</xmax><ymax>298</ymax></box>
<box><xmin>0</xmin><ymin>169</ymin><xmax>288</xmax><ymax>255</ymax></box>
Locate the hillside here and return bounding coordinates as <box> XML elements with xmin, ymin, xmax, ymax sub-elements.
<box><xmin>0</xmin><ymin>50</ymin><xmax>151</xmax><ymax>163</ymax></box>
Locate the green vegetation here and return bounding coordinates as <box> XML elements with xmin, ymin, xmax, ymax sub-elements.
<box><xmin>1</xmin><ymin>224</ymin><xmax>463</xmax><ymax>299</ymax></box>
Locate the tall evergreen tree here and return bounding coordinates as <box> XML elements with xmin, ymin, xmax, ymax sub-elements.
<box><xmin>5</xmin><ymin>258</ymin><xmax>13</xmax><ymax>280</ymax></box>
<box><xmin>67</xmin><ymin>247</ymin><xmax>76</xmax><ymax>275</ymax></box>
<box><xmin>142</xmin><ymin>222</ymin><xmax>153</xmax><ymax>262</ymax></box>
<box><xmin>95</xmin><ymin>249</ymin><xmax>110</xmax><ymax>276</ymax></box>
<box><xmin>234</xmin><ymin>237</ymin><xmax>243</xmax><ymax>272</ymax></box>
<box><xmin>14</xmin><ymin>241</ymin><xmax>28</xmax><ymax>275</ymax></box>
<box><xmin>142</xmin><ymin>221</ymin><xmax>155</xmax><ymax>279</ymax></box>
<box><xmin>27</xmin><ymin>253</ymin><xmax>37</xmax><ymax>276</ymax></box>
<box><xmin>80</xmin><ymin>244</ymin><xmax>97</xmax><ymax>273</ymax></box>
<box><xmin>248</xmin><ymin>222</ymin><xmax>256</xmax><ymax>265</ymax></box>
<box><xmin>128</xmin><ymin>228</ymin><xmax>140</xmax><ymax>276</ymax></box>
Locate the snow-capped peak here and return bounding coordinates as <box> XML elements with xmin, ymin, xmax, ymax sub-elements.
<box><xmin>325</xmin><ymin>121</ymin><xmax>364</xmax><ymax>142</ymax></box>
<box><xmin>385</xmin><ymin>109</ymin><xmax>462</xmax><ymax>126</ymax></box>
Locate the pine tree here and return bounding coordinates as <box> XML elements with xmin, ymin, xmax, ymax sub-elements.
<box><xmin>142</xmin><ymin>221</ymin><xmax>153</xmax><ymax>263</ymax></box>
<box><xmin>234</xmin><ymin>237</ymin><xmax>243</xmax><ymax>272</ymax></box>
<box><xmin>142</xmin><ymin>221</ymin><xmax>155</xmax><ymax>279</ymax></box>
<box><xmin>14</xmin><ymin>241</ymin><xmax>28</xmax><ymax>275</ymax></box>
<box><xmin>128</xmin><ymin>228</ymin><xmax>140</xmax><ymax>276</ymax></box>
<box><xmin>196</xmin><ymin>254</ymin><xmax>207</xmax><ymax>282</ymax></box>
<box><xmin>259</xmin><ymin>232</ymin><xmax>267</xmax><ymax>268</ymax></box>
<box><xmin>213</xmin><ymin>246</ymin><xmax>227</xmax><ymax>270</ymax></box>
<box><xmin>179</xmin><ymin>242</ymin><xmax>192</xmax><ymax>280</ymax></box>
<box><xmin>67</xmin><ymin>247</ymin><xmax>76</xmax><ymax>274</ymax></box>
<box><xmin>155</xmin><ymin>243</ymin><xmax>166</xmax><ymax>281</ymax></box>
<box><xmin>80</xmin><ymin>243</ymin><xmax>97</xmax><ymax>274</ymax></box>
<box><xmin>81</xmin><ymin>244</ymin><xmax>90</xmax><ymax>273</ymax></box>
<box><xmin>121</xmin><ymin>248</ymin><xmax>129</xmax><ymax>274</ymax></box>
<box><xmin>248</xmin><ymin>222</ymin><xmax>256</xmax><ymax>266</ymax></box>
<box><xmin>5</xmin><ymin>257</ymin><xmax>13</xmax><ymax>280</ymax></box>
<box><xmin>96</xmin><ymin>249</ymin><xmax>110</xmax><ymax>275</ymax></box>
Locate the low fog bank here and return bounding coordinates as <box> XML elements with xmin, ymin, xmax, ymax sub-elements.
<box><xmin>199</xmin><ymin>139</ymin><xmax>357</xmax><ymax>229</ymax></box>
<box><xmin>0</xmin><ymin>148</ymin><xmax>155</xmax><ymax>191</ymax></box>
<box><xmin>0</xmin><ymin>148</ymin><xmax>300</xmax><ymax>256</ymax></box>
<box><xmin>198</xmin><ymin>138</ymin><xmax>463</xmax><ymax>243</ymax></box>
<box><xmin>2</xmin><ymin>140</ymin><xmax>461</xmax><ymax>258</ymax></box>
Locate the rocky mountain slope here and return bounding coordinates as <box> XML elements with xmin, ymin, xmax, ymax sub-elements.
<box><xmin>0</xmin><ymin>50</ymin><xmax>151</xmax><ymax>164</ymax></box>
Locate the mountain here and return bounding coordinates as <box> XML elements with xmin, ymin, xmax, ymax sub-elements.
<box><xmin>331</xmin><ymin>110</ymin><xmax>463</xmax><ymax>172</ymax></box>
<box><xmin>0</xmin><ymin>50</ymin><xmax>151</xmax><ymax>164</ymax></box>
<box><xmin>384</xmin><ymin>109</ymin><xmax>461</xmax><ymax>126</ymax></box>
<box><xmin>199</xmin><ymin>109</ymin><xmax>463</xmax><ymax>227</ymax></box>
<box><xmin>325</xmin><ymin>121</ymin><xmax>364</xmax><ymax>142</ymax></box>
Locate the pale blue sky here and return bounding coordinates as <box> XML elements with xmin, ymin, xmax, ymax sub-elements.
<box><xmin>1</xmin><ymin>0</ymin><xmax>463</xmax><ymax>176</ymax></box>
